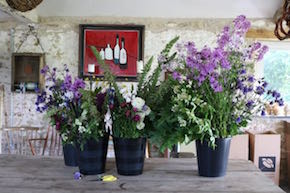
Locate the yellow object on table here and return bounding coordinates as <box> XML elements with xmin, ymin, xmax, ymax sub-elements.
<box><xmin>102</xmin><ymin>175</ymin><xmax>117</xmax><ymax>182</ymax></box>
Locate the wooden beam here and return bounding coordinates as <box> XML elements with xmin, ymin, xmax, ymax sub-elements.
<box><xmin>0</xmin><ymin>0</ymin><xmax>38</xmax><ymax>23</ymax></box>
<box><xmin>246</xmin><ymin>29</ymin><xmax>277</xmax><ymax>39</ymax></box>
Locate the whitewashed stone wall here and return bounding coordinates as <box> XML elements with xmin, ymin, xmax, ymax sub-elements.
<box><xmin>0</xmin><ymin>17</ymin><xmax>276</xmax><ymax>127</ymax></box>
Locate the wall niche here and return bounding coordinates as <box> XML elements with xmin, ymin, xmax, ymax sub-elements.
<box><xmin>11</xmin><ymin>53</ymin><xmax>44</xmax><ymax>93</ymax></box>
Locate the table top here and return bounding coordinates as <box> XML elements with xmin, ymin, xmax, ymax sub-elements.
<box><xmin>0</xmin><ymin>155</ymin><xmax>284</xmax><ymax>193</ymax></box>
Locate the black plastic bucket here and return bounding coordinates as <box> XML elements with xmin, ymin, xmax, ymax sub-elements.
<box><xmin>196</xmin><ymin>138</ymin><xmax>231</xmax><ymax>177</ymax></box>
<box><xmin>113</xmin><ymin>137</ymin><xmax>146</xmax><ymax>176</ymax></box>
<box><xmin>63</xmin><ymin>143</ymin><xmax>79</xmax><ymax>167</ymax></box>
<box><xmin>78</xmin><ymin>134</ymin><xmax>109</xmax><ymax>175</ymax></box>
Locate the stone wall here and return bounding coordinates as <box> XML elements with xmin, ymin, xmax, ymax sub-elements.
<box><xmin>0</xmin><ymin>17</ymin><xmax>276</xmax><ymax>127</ymax></box>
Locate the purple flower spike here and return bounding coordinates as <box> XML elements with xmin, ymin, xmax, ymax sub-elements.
<box><xmin>40</xmin><ymin>65</ymin><xmax>49</xmax><ymax>75</ymax></box>
<box><xmin>261</xmin><ymin>110</ymin><xmax>266</xmax><ymax>116</ymax></box>
<box><xmin>246</xmin><ymin>100</ymin><xmax>254</xmax><ymax>108</ymax></box>
<box><xmin>255</xmin><ymin>86</ymin><xmax>264</xmax><ymax>95</ymax></box>
<box><xmin>172</xmin><ymin>71</ymin><xmax>181</xmax><ymax>81</ymax></box>
<box><xmin>240</xmin><ymin>69</ymin><xmax>246</xmax><ymax>74</ymax></box>
<box><xmin>236</xmin><ymin>117</ymin><xmax>242</xmax><ymax>124</ymax></box>
<box><xmin>277</xmin><ymin>99</ymin><xmax>284</xmax><ymax>106</ymax></box>
<box><xmin>247</xmin><ymin>76</ymin><xmax>254</xmax><ymax>83</ymax></box>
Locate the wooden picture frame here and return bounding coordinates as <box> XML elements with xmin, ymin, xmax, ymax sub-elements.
<box><xmin>11</xmin><ymin>53</ymin><xmax>45</xmax><ymax>93</ymax></box>
<box><xmin>79</xmin><ymin>24</ymin><xmax>145</xmax><ymax>81</ymax></box>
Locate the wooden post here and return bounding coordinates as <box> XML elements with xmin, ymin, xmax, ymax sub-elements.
<box><xmin>0</xmin><ymin>85</ymin><xmax>4</xmax><ymax>154</ymax></box>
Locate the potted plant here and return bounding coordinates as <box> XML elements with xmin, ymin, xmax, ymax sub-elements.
<box><xmin>136</xmin><ymin>37</ymin><xmax>183</xmax><ymax>156</ymax></box>
<box><xmin>160</xmin><ymin>15</ymin><xmax>284</xmax><ymax>177</ymax></box>
<box><xmin>90</xmin><ymin>46</ymin><xmax>154</xmax><ymax>175</ymax></box>
<box><xmin>76</xmin><ymin>89</ymin><xmax>109</xmax><ymax>175</ymax></box>
<box><xmin>36</xmin><ymin>65</ymin><xmax>85</xmax><ymax>166</ymax></box>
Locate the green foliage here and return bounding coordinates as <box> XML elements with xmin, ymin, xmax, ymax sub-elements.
<box><xmin>90</xmin><ymin>37</ymin><xmax>180</xmax><ymax>141</ymax></box>
<box><xmin>76</xmin><ymin>89</ymin><xmax>105</xmax><ymax>148</ymax></box>
<box><xmin>148</xmin><ymin>78</ymin><xmax>183</xmax><ymax>152</ymax></box>
<box><xmin>138</xmin><ymin>37</ymin><xmax>179</xmax><ymax>107</ymax></box>
<box><xmin>90</xmin><ymin>46</ymin><xmax>124</xmax><ymax>103</ymax></box>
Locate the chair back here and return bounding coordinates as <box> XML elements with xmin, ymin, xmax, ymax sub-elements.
<box><xmin>3</xmin><ymin>126</ymin><xmax>42</xmax><ymax>155</ymax></box>
<box><xmin>47</xmin><ymin>126</ymin><xmax>62</xmax><ymax>156</ymax></box>
<box><xmin>28</xmin><ymin>126</ymin><xmax>63</xmax><ymax>156</ymax></box>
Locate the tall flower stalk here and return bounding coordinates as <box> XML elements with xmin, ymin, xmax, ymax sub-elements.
<box><xmin>168</xmin><ymin>15</ymin><xmax>283</xmax><ymax>147</ymax></box>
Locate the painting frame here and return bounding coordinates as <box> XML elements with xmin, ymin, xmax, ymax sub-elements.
<box><xmin>79</xmin><ymin>24</ymin><xmax>145</xmax><ymax>81</ymax></box>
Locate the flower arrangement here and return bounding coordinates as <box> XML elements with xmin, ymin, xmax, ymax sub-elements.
<box><xmin>162</xmin><ymin>15</ymin><xmax>283</xmax><ymax>148</ymax></box>
<box><xmin>90</xmin><ymin>47</ymin><xmax>151</xmax><ymax>138</ymax></box>
<box><xmin>90</xmin><ymin>37</ymin><xmax>179</xmax><ymax>139</ymax></box>
<box><xmin>36</xmin><ymin>65</ymin><xmax>85</xmax><ymax>143</ymax></box>
<box><xmin>110</xmin><ymin>87</ymin><xmax>151</xmax><ymax>138</ymax></box>
<box><xmin>35</xmin><ymin>65</ymin><xmax>106</xmax><ymax>146</ymax></box>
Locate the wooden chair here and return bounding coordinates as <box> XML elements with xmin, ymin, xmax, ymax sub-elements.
<box><xmin>2</xmin><ymin>126</ymin><xmax>41</xmax><ymax>155</ymax></box>
<box><xmin>28</xmin><ymin>126</ymin><xmax>62</xmax><ymax>156</ymax></box>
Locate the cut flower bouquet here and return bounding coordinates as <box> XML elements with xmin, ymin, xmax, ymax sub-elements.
<box><xmin>166</xmin><ymin>15</ymin><xmax>283</xmax><ymax>147</ymax></box>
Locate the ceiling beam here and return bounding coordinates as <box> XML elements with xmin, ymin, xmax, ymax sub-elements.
<box><xmin>0</xmin><ymin>0</ymin><xmax>38</xmax><ymax>23</ymax></box>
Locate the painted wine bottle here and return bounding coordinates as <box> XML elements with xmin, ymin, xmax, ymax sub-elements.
<box><xmin>114</xmin><ymin>34</ymin><xmax>120</xmax><ymax>64</ymax></box>
<box><xmin>119</xmin><ymin>37</ymin><xmax>127</xmax><ymax>69</ymax></box>
<box><xmin>105</xmin><ymin>44</ymin><xmax>113</xmax><ymax>60</ymax></box>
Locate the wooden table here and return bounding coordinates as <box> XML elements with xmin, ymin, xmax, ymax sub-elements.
<box><xmin>0</xmin><ymin>155</ymin><xmax>285</xmax><ymax>193</ymax></box>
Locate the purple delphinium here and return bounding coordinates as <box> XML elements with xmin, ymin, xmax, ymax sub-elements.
<box><xmin>255</xmin><ymin>86</ymin><xmax>265</xmax><ymax>95</ymax></box>
<box><xmin>71</xmin><ymin>78</ymin><xmax>86</xmax><ymax>100</ymax></box>
<box><xmin>158</xmin><ymin>54</ymin><xmax>167</xmax><ymax>64</ymax></box>
<box><xmin>36</xmin><ymin>65</ymin><xmax>87</xmax><ymax>115</ymax></box>
<box><xmin>257</xmin><ymin>45</ymin><xmax>269</xmax><ymax>61</ymax></box>
<box><xmin>236</xmin><ymin>117</ymin><xmax>242</xmax><ymax>124</ymax></box>
<box><xmin>40</xmin><ymin>65</ymin><xmax>49</xmax><ymax>75</ymax></box>
<box><xmin>246</xmin><ymin>100</ymin><xmax>254</xmax><ymax>109</ymax></box>
<box><xmin>172</xmin><ymin>71</ymin><xmax>182</xmax><ymax>81</ymax></box>
<box><xmin>247</xmin><ymin>76</ymin><xmax>255</xmax><ymax>83</ymax></box>
<box><xmin>261</xmin><ymin>110</ymin><xmax>266</xmax><ymax>116</ymax></box>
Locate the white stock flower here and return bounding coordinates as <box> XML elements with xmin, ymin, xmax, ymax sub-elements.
<box><xmin>64</xmin><ymin>91</ymin><xmax>74</xmax><ymax>100</ymax></box>
<box><xmin>78</xmin><ymin>126</ymin><xmax>86</xmax><ymax>133</ymax></box>
<box><xmin>81</xmin><ymin>110</ymin><xmax>88</xmax><ymax>120</ymax></box>
<box><xmin>178</xmin><ymin>116</ymin><xmax>187</xmax><ymax>127</ymax></box>
<box><xmin>131</xmin><ymin>97</ymin><xmax>145</xmax><ymax>111</ymax></box>
<box><xmin>144</xmin><ymin>106</ymin><xmax>151</xmax><ymax>115</ymax></box>
<box><xmin>59</xmin><ymin>102</ymin><xmax>66</xmax><ymax>108</ymax></box>
<box><xmin>104</xmin><ymin>109</ymin><xmax>112</xmax><ymax>134</ymax></box>
<box><xmin>136</xmin><ymin>122</ymin><xmax>145</xmax><ymax>130</ymax></box>
<box><xmin>75</xmin><ymin>119</ymin><xmax>82</xmax><ymax>126</ymax></box>
<box><xmin>61</xmin><ymin>133</ymin><xmax>68</xmax><ymax>142</ymax></box>
<box><xmin>138</xmin><ymin>112</ymin><xmax>146</xmax><ymax>122</ymax></box>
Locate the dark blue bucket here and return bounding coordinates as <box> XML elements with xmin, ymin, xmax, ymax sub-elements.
<box><xmin>113</xmin><ymin>137</ymin><xmax>146</xmax><ymax>176</ymax></box>
<box><xmin>78</xmin><ymin>135</ymin><xmax>109</xmax><ymax>175</ymax></box>
<box><xmin>63</xmin><ymin>143</ymin><xmax>79</xmax><ymax>167</ymax></box>
<box><xmin>196</xmin><ymin>138</ymin><xmax>231</xmax><ymax>177</ymax></box>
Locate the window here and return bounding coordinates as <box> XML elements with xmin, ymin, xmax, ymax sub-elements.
<box><xmin>255</xmin><ymin>41</ymin><xmax>290</xmax><ymax>107</ymax></box>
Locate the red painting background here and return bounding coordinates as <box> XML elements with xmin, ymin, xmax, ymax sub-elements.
<box><xmin>83</xmin><ymin>29</ymin><xmax>139</xmax><ymax>77</ymax></box>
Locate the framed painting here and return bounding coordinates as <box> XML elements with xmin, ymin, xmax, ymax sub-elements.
<box><xmin>79</xmin><ymin>24</ymin><xmax>145</xmax><ymax>81</ymax></box>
